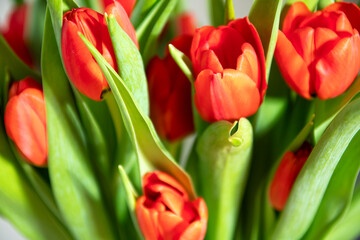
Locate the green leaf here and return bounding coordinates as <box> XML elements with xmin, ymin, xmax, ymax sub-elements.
<box><xmin>208</xmin><ymin>0</ymin><xmax>225</xmax><ymax>26</ymax></box>
<box><xmin>106</xmin><ymin>14</ymin><xmax>149</xmax><ymax>115</ymax></box>
<box><xmin>136</xmin><ymin>0</ymin><xmax>179</xmax><ymax>64</ymax></box>
<box><xmin>0</xmin><ymin>115</ymin><xmax>72</xmax><ymax>240</ymax></box>
<box><xmin>168</xmin><ymin>44</ymin><xmax>194</xmax><ymax>84</ymax></box>
<box><xmin>42</xmin><ymin>10</ymin><xmax>116</xmax><ymax>240</ymax></box>
<box><xmin>80</xmin><ymin>33</ymin><xmax>197</xmax><ymax>199</ymax></box>
<box><xmin>224</xmin><ymin>0</ymin><xmax>235</xmax><ymax>23</ymax></box>
<box><xmin>303</xmin><ymin>130</ymin><xmax>360</xmax><ymax>239</ymax></box>
<box><xmin>0</xmin><ymin>36</ymin><xmax>40</xmax><ymax>81</ymax></box>
<box><xmin>118</xmin><ymin>166</ymin><xmax>143</xmax><ymax>239</ymax></box>
<box><xmin>272</xmin><ymin>97</ymin><xmax>360</xmax><ymax>239</ymax></box>
<box><xmin>317</xmin><ymin>0</ymin><xmax>334</xmax><ymax>9</ymax></box>
<box><xmin>197</xmin><ymin>119</ymin><xmax>253</xmax><ymax>240</ymax></box>
<box><xmin>249</xmin><ymin>0</ymin><xmax>283</xmax><ymax>81</ymax></box>
<box><xmin>314</xmin><ymin>76</ymin><xmax>360</xmax><ymax>143</ymax></box>
<box><xmin>324</xmin><ymin>187</ymin><xmax>360</xmax><ymax>240</ymax></box>
<box><xmin>47</xmin><ymin>0</ymin><xmax>78</xmax><ymax>51</ymax></box>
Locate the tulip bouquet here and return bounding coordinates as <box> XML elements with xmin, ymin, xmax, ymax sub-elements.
<box><xmin>1</xmin><ymin>0</ymin><xmax>360</xmax><ymax>239</ymax></box>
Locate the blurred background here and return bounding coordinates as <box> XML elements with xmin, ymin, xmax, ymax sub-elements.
<box><xmin>0</xmin><ymin>0</ymin><xmax>253</xmax><ymax>239</ymax></box>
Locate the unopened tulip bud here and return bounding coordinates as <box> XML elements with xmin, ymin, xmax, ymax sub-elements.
<box><xmin>61</xmin><ymin>7</ymin><xmax>138</xmax><ymax>100</ymax></box>
<box><xmin>147</xmin><ymin>35</ymin><xmax>194</xmax><ymax>141</ymax></box>
<box><xmin>269</xmin><ymin>142</ymin><xmax>313</xmax><ymax>211</ymax></box>
<box><xmin>4</xmin><ymin>77</ymin><xmax>47</xmax><ymax>166</ymax></box>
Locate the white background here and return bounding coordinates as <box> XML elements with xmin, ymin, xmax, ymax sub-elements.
<box><xmin>0</xmin><ymin>0</ymin><xmax>253</xmax><ymax>239</ymax></box>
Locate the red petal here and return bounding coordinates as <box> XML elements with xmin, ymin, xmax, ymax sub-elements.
<box><xmin>275</xmin><ymin>31</ymin><xmax>311</xmax><ymax>99</ymax></box>
<box><xmin>8</xmin><ymin>77</ymin><xmax>42</xmax><ymax>99</ymax></box>
<box><xmin>228</xmin><ymin>17</ymin><xmax>267</xmax><ymax>99</ymax></box>
<box><xmin>136</xmin><ymin>196</ymin><xmax>160</xmax><ymax>240</ymax></box>
<box><xmin>195</xmin><ymin>69</ymin><xmax>261</xmax><ymax>122</ymax></box>
<box><xmin>236</xmin><ymin>42</ymin><xmax>260</xmax><ymax>87</ymax></box>
<box><xmin>194</xmin><ymin>70</ymin><xmax>217</xmax><ymax>122</ymax></box>
<box><xmin>179</xmin><ymin>221</ymin><xmax>202</xmax><ymax>240</ymax></box>
<box><xmin>191</xmin><ymin>26</ymin><xmax>215</xmax><ymax>74</ymax></box>
<box><xmin>282</xmin><ymin>2</ymin><xmax>311</xmax><ymax>34</ymax></box>
<box><xmin>315</xmin><ymin>34</ymin><xmax>360</xmax><ymax>99</ymax></box>
<box><xmin>158</xmin><ymin>211</ymin><xmax>188</xmax><ymax>240</ymax></box>
<box><xmin>192</xmin><ymin>198</ymin><xmax>208</xmax><ymax>239</ymax></box>
<box><xmin>324</xmin><ymin>2</ymin><xmax>360</xmax><ymax>33</ymax></box>
<box><xmin>197</xmin><ymin>50</ymin><xmax>223</xmax><ymax>74</ymax></box>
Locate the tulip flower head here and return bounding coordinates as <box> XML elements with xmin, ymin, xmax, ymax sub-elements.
<box><xmin>191</xmin><ymin>17</ymin><xmax>267</xmax><ymax>122</ymax></box>
<box><xmin>1</xmin><ymin>4</ymin><xmax>33</xmax><ymax>66</ymax></box>
<box><xmin>136</xmin><ymin>171</ymin><xmax>208</xmax><ymax>240</ymax></box>
<box><xmin>269</xmin><ymin>142</ymin><xmax>312</xmax><ymax>211</ymax></box>
<box><xmin>61</xmin><ymin>6</ymin><xmax>137</xmax><ymax>101</ymax></box>
<box><xmin>147</xmin><ymin>35</ymin><xmax>194</xmax><ymax>142</ymax></box>
<box><xmin>275</xmin><ymin>2</ymin><xmax>360</xmax><ymax>99</ymax></box>
<box><xmin>4</xmin><ymin>77</ymin><xmax>47</xmax><ymax>167</ymax></box>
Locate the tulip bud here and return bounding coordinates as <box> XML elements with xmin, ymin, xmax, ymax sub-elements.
<box><xmin>147</xmin><ymin>35</ymin><xmax>194</xmax><ymax>141</ymax></box>
<box><xmin>4</xmin><ymin>77</ymin><xmax>47</xmax><ymax>166</ymax></box>
<box><xmin>61</xmin><ymin>7</ymin><xmax>138</xmax><ymax>101</ymax></box>
<box><xmin>1</xmin><ymin>4</ymin><xmax>33</xmax><ymax>66</ymax></box>
<box><xmin>136</xmin><ymin>171</ymin><xmax>208</xmax><ymax>240</ymax></box>
<box><xmin>269</xmin><ymin>142</ymin><xmax>312</xmax><ymax>211</ymax></box>
<box><xmin>275</xmin><ymin>2</ymin><xmax>360</xmax><ymax>99</ymax></box>
<box><xmin>190</xmin><ymin>17</ymin><xmax>267</xmax><ymax>122</ymax></box>
<box><xmin>102</xmin><ymin>0</ymin><xmax>136</xmax><ymax>17</ymax></box>
<box><xmin>175</xmin><ymin>12</ymin><xmax>197</xmax><ymax>36</ymax></box>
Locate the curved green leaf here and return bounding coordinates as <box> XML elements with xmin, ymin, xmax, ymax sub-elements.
<box><xmin>118</xmin><ymin>166</ymin><xmax>143</xmax><ymax>239</ymax></box>
<box><xmin>80</xmin><ymin>33</ymin><xmax>197</xmax><ymax>199</ymax></box>
<box><xmin>303</xmin><ymin>130</ymin><xmax>360</xmax><ymax>239</ymax></box>
<box><xmin>208</xmin><ymin>0</ymin><xmax>225</xmax><ymax>26</ymax></box>
<box><xmin>42</xmin><ymin>10</ymin><xmax>116</xmax><ymax>240</ymax></box>
<box><xmin>197</xmin><ymin>119</ymin><xmax>253</xmax><ymax>240</ymax></box>
<box><xmin>106</xmin><ymin>14</ymin><xmax>149</xmax><ymax>115</ymax></box>
<box><xmin>249</xmin><ymin>0</ymin><xmax>283</xmax><ymax>81</ymax></box>
<box><xmin>225</xmin><ymin>0</ymin><xmax>235</xmax><ymax>23</ymax></box>
<box><xmin>324</xmin><ymin>187</ymin><xmax>360</xmax><ymax>240</ymax></box>
<box><xmin>136</xmin><ymin>0</ymin><xmax>179</xmax><ymax>64</ymax></box>
<box><xmin>272</xmin><ymin>97</ymin><xmax>360</xmax><ymax>239</ymax></box>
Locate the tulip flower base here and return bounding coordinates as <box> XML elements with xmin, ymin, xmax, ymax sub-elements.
<box><xmin>1</xmin><ymin>0</ymin><xmax>360</xmax><ymax>240</ymax></box>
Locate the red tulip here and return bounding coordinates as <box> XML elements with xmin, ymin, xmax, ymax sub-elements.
<box><xmin>147</xmin><ymin>35</ymin><xmax>194</xmax><ymax>141</ymax></box>
<box><xmin>61</xmin><ymin>7</ymin><xmax>138</xmax><ymax>101</ymax></box>
<box><xmin>136</xmin><ymin>171</ymin><xmax>208</xmax><ymax>240</ymax></box>
<box><xmin>269</xmin><ymin>142</ymin><xmax>312</xmax><ymax>211</ymax></box>
<box><xmin>190</xmin><ymin>17</ymin><xmax>267</xmax><ymax>122</ymax></box>
<box><xmin>1</xmin><ymin>4</ymin><xmax>33</xmax><ymax>66</ymax></box>
<box><xmin>175</xmin><ymin>12</ymin><xmax>197</xmax><ymax>36</ymax></box>
<box><xmin>102</xmin><ymin>0</ymin><xmax>136</xmax><ymax>17</ymax></box>
<box><xmin>4</xmin><ymin>77</ymin><xmax>47</xmax><ymax>167</ymax></box>
<box><xmin>275</xmin><ymin>2</ymin><xmax>360</xmax><ymax>99</ymax></box>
